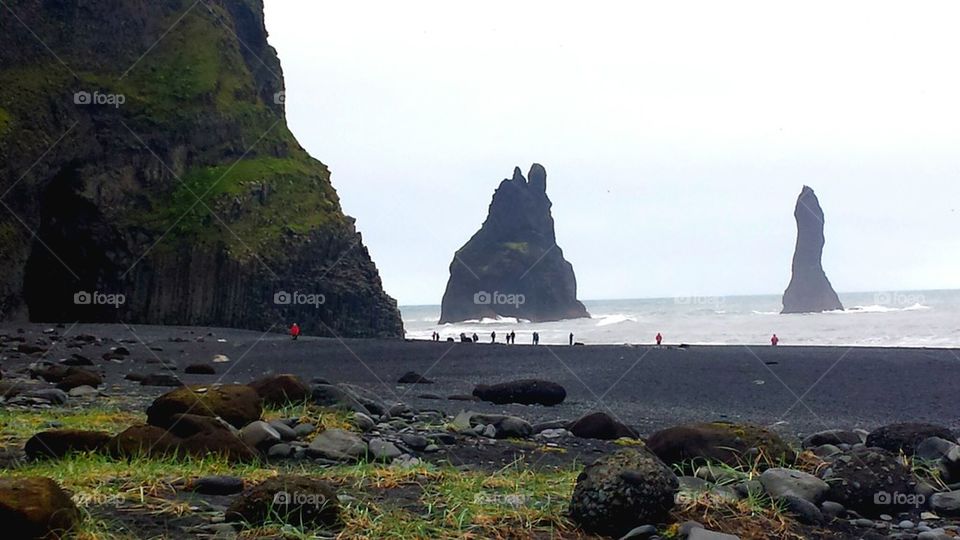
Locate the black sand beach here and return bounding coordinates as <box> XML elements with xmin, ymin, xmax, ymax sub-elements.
<box><xmin>5</xmin><ymin>323</ymin><xmax>958</xmax><ymax>438</ymax></box>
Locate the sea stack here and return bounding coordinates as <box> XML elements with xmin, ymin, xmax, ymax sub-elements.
<box><xmin>782</xmin><ymin>186</ymin><xmax>843</xmax><ymax>314</ymax></box>
<box><xmin>439</xmin><ymin>164</ymin><xmax>589</xmax><ymax>323</ymax></box>
<box><xmin>0</xmin><ymin>0</ymin><xmax>402</xmax><ymax>337</ymax></box>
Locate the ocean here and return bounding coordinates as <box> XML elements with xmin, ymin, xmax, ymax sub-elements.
<box><xmin>400</xmin><ymin>290</ymin><xmax>960</xmax><ymax>348</ymax></box>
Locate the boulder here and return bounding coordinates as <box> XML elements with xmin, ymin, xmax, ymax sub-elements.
<box><xmin>24</xmin><ymin>430</ymin><xmax>112</xmax><ymax>459</ymax></box>
<box><xmin>821</xmin><ymin>447</ymin><xmax>917</xmax><ymax>517</ymax></box>
<box><xmin>439</xmin><ymin>164</ymin><xmax>590</xmax><ymax>323</ymax></box>
<box><xmin>139</xmin><ymin>373</ymin><xmax>183</xmax><ymax>387</ymax></box>
<box><xmin>369</xmin><ymin>439</ymin><xmax>402</xmax><ymax>461</ymax></box>
<box><xmin>781</xmin><ymin>186</ymin><xmax>843</xmax><ymax>314</ymax></box>
<box><xmin>759</xmin><ymin>467</ymin><xmax>829</xmax><ymax>504</ymax></box>
<box><xmin>646</xmin><ymin>422</ymin><xmax>796</xmax><ymax>469</ymax></box>
<box><xmin>495</xmin><ymin>416</ymin><xmax>533</xmax><ymax>439</ymax></box>
<box><xmin>106</xmin><ymin>424</ymin><xmax>181</xmax><ymax>458</ymax></box>
<box><xmin>915</xmin><ymin>437</ymin><xmax>958</xmax><ymax>461</ymax></box>
<box><xmin>0</xmin><ymin>476</ymin><xmax>80</xmax><ymax>539</ymax></box>
<box><xmin>397</xmin><ymin>371</ymin><xmax>433</xmax><ymax>384</ymax></box>
<box><xmin>802</xmin><ymin>429</ymin><xmax>862</xmax><ymax>448</ymax></box>
<box><xmin>866</xmin><ymin>423</ymin><xmax>956</xmax><ymax>455</ymax></box>
<box><xmin>248</xmin><ymin>374</ymin><xmax>310</xmax><ymax>407</ymax></box>
<box><xmin>567</xmin><ymin>411</ymin><xmax>638</xmax><ymax>440</ymax></box>
<box><xmin>472</xmin><ymin>379</ymin><xmax>566</xmax><ymax>406</ymax></box>
<box><xmin>307</xmin><ymin>429</ymin><xmax>368</xmax><ymax>462</ymax></box>
<box><xmin>183</xmin><ymin>364</ymin><xmax>216</xmax><ymax>375</ymax></box>
<box><xmin>239</xmin><ymin>421</ymin><xmax>282</xmax><ymax>449</ymax></box>
<box><xmin>54</xmin><ymin>368</ymin><xmax>102</xmax><ymax>391</ymax></box>
<box><xmin>146</xmin><ymin>384</ymin><xmax>262</xmax><ymax>429</ymax></box>
<box><xmin>23</xmin><ymin>389</ymin><xmax>69</xmax><ymax>405</ymax></box>
<box><xmin>107</xmin><ymin>417</ymin><xmax>258</xmax><ymax>463</ymax></box>
<box><xmin>929</xmin><ymin>491</ymin><xmax>960</xmax><ymax>517</ymax></box>
<box><xmin>225</xmin><ymin>475</ymin><xmax>340</xmax><ymax>529</ymax></box>
<box><xmin>569</xmin><ymin>447</ymin><xmax>678</xmax><ymax>537</ymax></box>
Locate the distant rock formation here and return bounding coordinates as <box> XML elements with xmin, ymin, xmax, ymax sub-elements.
<box><xmin>782</xmin><ymin>186</ymin><xmax>843</xmax><ymax>314</ymax></box>
<box><xmin>439</xmin><ymin>164</ymin><xmax>589</xmax><ymax>323</ymax></box>
<box><xmin>0</xmin><ymin>0</ymin><xmax>402</xmax><ymax>337</ymax></box>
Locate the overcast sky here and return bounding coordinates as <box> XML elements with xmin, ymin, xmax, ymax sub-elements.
<box><xmin>263</xmin><ymin>1</ymin><xmax>960</xmax><ymax>306</ymax></box>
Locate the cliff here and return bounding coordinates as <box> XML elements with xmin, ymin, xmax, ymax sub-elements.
<box><xmin>439</xmin><ymin>164</ymin><xmax>589</xmax><ymax>323</ymax></box>
<box><xmin>782</xmin><ymin>186</ymin><xmax>844</xmax><ymax>314</ymax></box>
<box><xmin>0</xmin><ymin>0</ymin><xmax>403</xmax><ymax>337</ymax></box>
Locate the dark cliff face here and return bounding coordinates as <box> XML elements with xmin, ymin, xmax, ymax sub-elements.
<box><xmin>0</xmin><ymin>0</ymin><xmax>403</xmax><ymax>337</ymax></box>
<box><xmin>439</xmin><ymin>164</ymin><xmax>589</xmax><ymax>323</ymax></box>
<box><xmin>782</xmin><ymin>186</ymin><xmax>843</xmax><ymax>314</ymax></box>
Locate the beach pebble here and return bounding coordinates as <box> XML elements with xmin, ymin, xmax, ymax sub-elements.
<box><xmin>267</xmin><ymin>421</ymin><xmax>297</xmax><ymax>441</ymax></box>
<box><xmin>760</xmin><ymin>467</ymin><xmax>829</xmax><ymax>504</ymax></box>
<box><xmin>369</xmin><ymin>438</ymin><xmax>402</xmax><ymax>461</ymax></box>
<box><xmin>687</xmin><ymin>528</ymin><xmax>740</xmax><ymax>540</ymax></box>
<box><xmin>267</xmin><ymin>443</ymin><xmax>292</xmax><ymax>458</ymax></box>
<box><xmin>67</xmin><ymin>385</ymin><xmax>98</xmax><ymax>397</ymax></box>
<box><xmin>400</xmin><ymin>433</ymin><xmax>428</xmax><ymax>451</ymax></box>
<box><xmin>353</xmin><ymin>412</ymin><xmax>375</xmax><ymax>432</ymax></box>
<box><xmin>618</xmin><ymin>524</ymin><xmax>657</xmax><ymax>539</ymax></box>
<box><xmin>929</xmin><ymin>491</ymin><xmax>960</xmax><ymax>517</ymax></box>
<box><xmin>821</xmin><ymin>501</ymin><xmax>845</xmax><ymax>518</ymax></box>
<box><xmin>293</xmin><ymin>423</ymin><xmax>316</xmax><ymax>438</ymax></box>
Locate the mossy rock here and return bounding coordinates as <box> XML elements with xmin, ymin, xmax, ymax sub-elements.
<box><xmin>24</xmin><ymin>429</ymin><xmax>112</xmax><ymax>459</ymax></box>
<box><xmin>646</xmin><ymin>421</ymin><xmax>797</xmax><ymax>470</ymax></box>
<box><xmin>146</xmin><ymin>384</ymin><xmax>262</xmax><ymax>429</ymax></box>
<box><xmin>569</xmin><ymin>447</ymin><xmax>678</xmax><ymax>537</ymax></box>
<box><xmin>225</xmin><ymin>475</ymin><xmax>340</xmax><ymax>529</ymax></box>
<box><xmin>0</xmin><ymin>476</ymin><xmax>81</xmax><ymax>539</ymax></box>
<box><xmin>108</xmin><ymin>417</ymin><xmax>258</xmax><ymax>463</ymax></box>
<box><xmin>247</xmin><ymin>374</ymin><xmax>309</xmax><ymax>407</ymax></box>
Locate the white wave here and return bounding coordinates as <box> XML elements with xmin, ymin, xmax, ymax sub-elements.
<box><xmin>836</xmin><ymin>304</ymin><xmax>931</xmax><ymax>314</ymax></box>
<box><xmin>595</xmin><ymin>314</ymin><xmax>636</xmax><ymax>327</ymax></box>
<box><xmin>478</xmin><ymin>316</ymin><xmax>522</xmax><ymax>324</ymax></box>
<box><xmin>752</xmin><ymin>310</ymin><xmax>779</xmax><ymax>315</ymax></box>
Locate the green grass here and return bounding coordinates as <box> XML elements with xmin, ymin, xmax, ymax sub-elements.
<box><xmin>128</xmin><ymin>155</ymin><xmax>342</xmax><ymax>252</ymax></box>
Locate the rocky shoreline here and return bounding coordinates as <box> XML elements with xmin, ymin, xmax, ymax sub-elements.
<box><xmin>1</xmin><ymin>323</ymin><xmax>960</xmax><ymax>539</ymax></box>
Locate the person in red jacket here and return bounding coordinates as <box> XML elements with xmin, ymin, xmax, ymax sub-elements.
<box><xmin>655</xmin><ymin>332</ymin><xmax>663</xmax><ymax>346</ymax></box>
<box><xmin>771</xmin><ymin>334</ymin><xmax>779</xmax><ymax>346</ymax></box>
<box><xmin>290</xmin><ymin>323</ymin><xmax>301</xmax><ymax>340</ymax></box>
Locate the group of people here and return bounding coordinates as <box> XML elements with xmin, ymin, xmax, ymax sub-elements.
<box><xmin>306</xmin><ymin>324</ymin><xmax>780</xmax><ymax>346</ymax></box>
<box><xmin>429</xmin><ymin>330</ymin><xmax>555</xmax><ymax>345</ymax></box>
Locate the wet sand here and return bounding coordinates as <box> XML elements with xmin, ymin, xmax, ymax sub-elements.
<box><xmin>3</xmin><ymin>323</ymin><xmax>959</xmax><ymax>438</ymax></box>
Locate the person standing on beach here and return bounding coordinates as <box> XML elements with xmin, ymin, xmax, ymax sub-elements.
<box><xmin>290</xmin><ymin>323</ymin><xmax>300</xmax><ymax>341</ymax></box>
<box><xmin>472</xmin><ymin>333</ymin><xmax>479</xmax><ymax>342</ymax></box>
<box><xmin>569</xmin><ymin>332</ymin><xmax>574</xmax><ymax>346</ymax></box>
<box><xmin>533</xmin><ymin>332</ymin><xmax>539</xmax><ymax>345</ymax></box>
<box><xmin>655</xmin><ymin>332</ymin><xmax>662</xmax><ymax>346</ymax></box>
<box><xmin>771</xmin><ymin>334</ymin><xmax>779</xmax><ymax>346</ymax></box>
<box><xmin>510</xmin><ymin>331</ymin><xmax>516</xmax><ymax>344</ymax></box>
<box><xmin>491</xmin><ymin>331</ymin><xmax>496</xmax><ymax>343</ymax></box>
